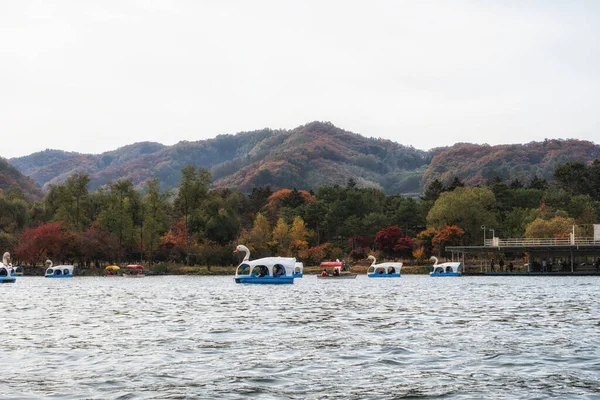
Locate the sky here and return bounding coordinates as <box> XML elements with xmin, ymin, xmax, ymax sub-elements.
<box><xmin>1</xmin><ymin>0</ymin><xmax>599</xmax><ymax>159</ymax></box>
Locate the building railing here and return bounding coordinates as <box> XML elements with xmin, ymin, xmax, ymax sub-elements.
<box><xmin>484</xmin><ymin>237</ymin><xmax>600</xmax><ymax>247</ymax></box>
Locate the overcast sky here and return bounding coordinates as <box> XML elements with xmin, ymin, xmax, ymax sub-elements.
<box><xmin>1</xmin><ymin>1</ymin><xmax>599</xmax><ymax>159</ymax></box>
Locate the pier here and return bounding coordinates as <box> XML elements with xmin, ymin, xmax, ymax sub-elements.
<box><xmin>446</xmin><ymin>236</ymin><xmax>600</xmax><ymax>275</ymax></box>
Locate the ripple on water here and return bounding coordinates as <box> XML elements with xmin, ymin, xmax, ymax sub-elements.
<box><xmin>1</xmin><ymin>275</ymin><xmax>599</xmax><ymax>399</ymax></box>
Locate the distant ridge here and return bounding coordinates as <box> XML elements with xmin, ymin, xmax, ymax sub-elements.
<box><xmin>8</xmin><ymin>122</ymin><xmax>600</xmax><ymax>194</ymax></box>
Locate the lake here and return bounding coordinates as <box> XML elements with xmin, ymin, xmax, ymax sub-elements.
<box><xmin>1</xmin><ymin>275</ymin><xmax>599</xmax><ymax>399</ymax></box>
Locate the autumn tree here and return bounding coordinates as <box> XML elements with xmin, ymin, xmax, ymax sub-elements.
<box><xmin>427</xmin><ymin>187</ymin><xmax>497</xmax><ymax>245</ymax></box>
<box><xmin>416</xmin><ymin>228</ymin><xmax>436</xmax><ymax>257</ymax></box>
<box><xmin>289</xmin><ymin>216</ymin><xmax>310</xmax><ymax>256</ymax></box>
<box><xmin>374</xmin><ymin>226</ymin><xmax>405</xmax><ymax>258</ymax></box>
<box><xmin>77</xmin><ymin>223</ymin><xmax>118</xmax><ymax>267</ymax></box>
<box><xmin>432</xmin><ymin>225</ymin><xmax>465</xmax><ymax>256</ymax></box>
<box><xmin>16</xmin><ymin>222</ymin><xmax>73</xmax><ymax>265</ymax></box>
<box><xmin>271</xmin><ymin>218</ymin><xmax>291</xmax><ymax>256</ymax></box>
<box><xmin>393</xmin><ymin>236</ymin><xmax>417</xmax><ymax>259</ymax></box>
<box><xmin>161</xmin><ymin>221</ymin><xmax>191</xmax><ymax>263</ymax></box>
<box><xmin>524</xmin><ymin>216</ymin><xmax>575</xmax><ymax>239</ymax></box>
<box><xmin>245</xmin><ymin>213</ymin><xmax>272</xmax><ymax>258</ymax></box>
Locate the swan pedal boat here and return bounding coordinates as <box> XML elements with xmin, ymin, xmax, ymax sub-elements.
<box><xmin>1</xmin><ymin>252</ymin><xmax>17</xmax><ymax>283</ymax></box>
<box><xmin>45</xmin><ymin>260</ymin><xmax>74</xmax><ymax>278</ymax></box>
<box><xmin>366</xmin><ymin>255</ymin><xmax>402</xmax><ymax>278</ymax></box>
<box><xmin>234</xmin><ymin>245</ymin><xmax>302</xmax><ymax>284</ymax></box>
<box><xmin>430</xmin><ymin>256</ymin><xmax>462</xmax><ymax>277</ymax></box>
<box><xmin>317</xmin><ymin>261</ymin><xmax>357</xmax><ymax>279</ymax></box>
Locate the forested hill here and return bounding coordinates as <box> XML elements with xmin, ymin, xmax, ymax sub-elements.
<box><xmin>0</xmin><ymin>157</ymin><xmax>43</xmax><ymax>200</ymax></box>
<box><xmin>423</xmin><ymin>139</ymin><xmax>600</xmax><ymax>189</ymax></box>
<box><xmin>10</xmin><ymin>122</ymin><xmax>431</xmax><ymax>194</ymax></box>
<box><xmin>8</xmin><ymin>122</ymin><xmax>600</xmax><ymax>195</ymax></box>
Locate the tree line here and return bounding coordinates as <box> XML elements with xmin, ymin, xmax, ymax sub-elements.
<box><xmin>0</xmin><ymin>160</ymin><xmax>598</xmax><ymax>268</ymax></box>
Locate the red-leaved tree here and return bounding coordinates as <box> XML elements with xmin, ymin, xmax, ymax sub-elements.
<box><xmin>394</xmin><ymin>236</ymin><xmax>417</xmax><ymax>259</ymax></box>
<box><xmin>375</xmin><ymin>226</ymin><xmax>404</xmax><ymax>258</ymax></box>
<box><xmin>16</xmin><ymin>222</ymin><xmax>73</xmax><ymax>265</ymax></box>
<box><xmin>77</xmin><ymin>223</ymin><xmax>118</xmax><ymax>266</ymax></box>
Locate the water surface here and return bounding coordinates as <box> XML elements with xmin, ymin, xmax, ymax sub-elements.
<box><xmin>1</xmin><ymin>275</ymin><xmax>599</xmax><ymax>399</ymax></box>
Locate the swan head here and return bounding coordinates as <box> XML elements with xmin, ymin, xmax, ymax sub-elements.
<box><xmin>234</xmin><ymin>244</ymin><xmax>249</xmax><ymax>253</ymax></box>
<box><xmin>430</xmin><ymin>256</ymin><xmax>438</xmax><ymax>265</ymax></box>
<box><xmin>45</xmin><ymin>259</ymin><xmax>53</xmax><ymax>267</ymax></box>
<box><xmin>367</xmin><ymin>255</ymin><xmax>376</xmax><ymax>265</ymax></box>
<box><xmin>2</xmin><ymin>252</ymin><xmax>10</xmax><ymax>265</ymax></box>
<box><xmin>234</xmin><ymin>245</ymin><xmax>250</xmax><ymax>261</ymax></box>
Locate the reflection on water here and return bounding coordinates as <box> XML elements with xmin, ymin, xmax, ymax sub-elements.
<box><xmin>1</xmin><ymin>275</ymin><xmax>599</xmax><ymax>399</ymax></box>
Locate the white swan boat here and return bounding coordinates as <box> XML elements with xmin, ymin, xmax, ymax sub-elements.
<box><xmin>45</xmin><ymin>259</ymin><xmax>74</xmax><ymax>278</ymax></box>
<box><xmin>366</xmin><ymin>255</ymin><xmax>402</xmax><ymax>278</ymax></box>
<box><xmin>430</xmin><ymin>256</ymin><xmax>462</xmax><ymax>277</ymax></box>
<box><xmin>1</xmin><ymin>252</ymin><xmax>17</xmax><ymax>283</ymax></box>
<box><xmin>234</xmin><ymin>245</ymin><xmax>298</xmax><ymax>284</ymax></box>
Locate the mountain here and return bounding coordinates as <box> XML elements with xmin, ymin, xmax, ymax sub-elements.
<box><xmin>0</xmin><ymin>157</ymin><xmax>43</xmax><ymax>200</ymax></box>
<box><xmin>9</xmin><ymin>123</ymin><xmax>600</xmax><ymax>195</ymax></box>
<box><xmin>10</xmin><ymin>122</ymin><xmax>431</xmax><ymax>194</ymax></box>
<box><xmin>422</xmin><ymin>139</ymin><xmax>600</xmax><ymax>189</ymax></box>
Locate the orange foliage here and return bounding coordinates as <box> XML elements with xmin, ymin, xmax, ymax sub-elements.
<box><xmin>267</xmin><ymin>189</ymin><xmax>315</xmax><ymax>205</ymax></box>
<box><xmin>412</xmin><ymin>247</ymin><xmax>426</xmax><ymax>262</ymax></box>
<box><xmin>161</xmin><ymin>221</ymin><xmax>189</xmax><ymax>249</ymax></box>
<box><xmin>432</xmin><ymin>225</ymin><xmax>465</xmax><ymax>246</ymax></box>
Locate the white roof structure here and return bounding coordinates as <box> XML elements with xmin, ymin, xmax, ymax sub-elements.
<box><xmin>238</xmin><ymin>257</ymin><xmax>297</xmax><ymax>277</ymax></box>
<box><xmin>430</xmin><ymin>257</ymin><xmax>462</xmax><ymax>273</ymax></box>
<box><xmin>367</xmin><ymin>255</ymin><xmax>403</xmax><ymax>273</ymax></box>
<box><xmin>46</xmin><ymin>265</ymin><xmax>75</xmax><ymax>275</ymax></box>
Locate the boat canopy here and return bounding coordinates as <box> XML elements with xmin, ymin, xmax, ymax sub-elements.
<box><xmin>125</xmin><ymin>264</ymin><xmax>144</xmax><ymax>270</ymax></box>
<box><xmin>367</xmin><ymin>262</ymin><xmax>403</xmax><ymax>274</ymax></box>
<box><xmin>320</xmin><ymin>261</ymin><xmax>344</xmax><ymax>267</ymax></box>
<box><xmin>432</xmin><ymin>262</ymin><xmax>462</xmax><ymax>274</ymax></box>
<box><xmin>105</xmin><ymin>265</ymin><xmax>120</xmax><ymax>270</ymax></box>
<box><xmin>46</xmin><ymin>265</ymin><xmax>74</xmax><ymax>275</ymax></box>
<box><xmin>236</xmin><ymin>257</ymin><xmax>296</xmax><ymax>277</ymax></box>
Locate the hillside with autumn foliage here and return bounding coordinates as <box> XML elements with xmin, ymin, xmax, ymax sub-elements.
<box><xmin>8</xmin><ymin>122</ymin><xmax>600</xmax><ymax>196</ymax></box>
<box><xmin>0</xmin><ymin>157</ymin><xmax>43</xmax><ymax>200</ymax></box>
<box><xmin>10</xmin><ymin>122</ymin><xmax>430</xmax><ymax>194</ymax></box>
<box><xmin>422</xmin><ymin>139</ymin><xmax>600</xmax><ymax>189</ymax></box>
